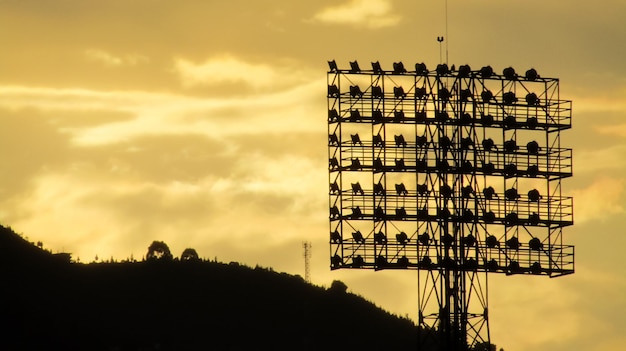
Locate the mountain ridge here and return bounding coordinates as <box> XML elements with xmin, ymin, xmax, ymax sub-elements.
<box><xmin>0</xmin><ymin>224</ymin><xmax>419</xmax><ymax>350</ymax></box>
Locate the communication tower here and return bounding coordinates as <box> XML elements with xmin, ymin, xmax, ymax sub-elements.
<box><xmin>303</xmin><ymin>241</ymin><xmax>312</xmax><ymax>283</ymax></box>
<box><xmin>326</xmin><ymin>60</ymin><xmax>574</xmax><ymax>350</ymax></box>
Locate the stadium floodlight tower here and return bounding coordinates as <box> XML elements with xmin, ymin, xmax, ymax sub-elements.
<box><xmin>327</xmin><ymin>60</ymin><xmax>574</xmax><ymax>351</ymax></box>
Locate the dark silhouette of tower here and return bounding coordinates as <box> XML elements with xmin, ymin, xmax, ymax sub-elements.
<box><xmin>303</xmin><ymin>241</ymin><xmax>312</xmax><ymax>283</ymax></box>
<box><xmin>327</xmin><ymin>60</ymin><xmax>574</xmax><ymax>350</ymax></box>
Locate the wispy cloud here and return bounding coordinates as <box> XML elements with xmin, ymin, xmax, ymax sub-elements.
<box><xmin>174</xmin><ymin>56</ymin><xmax>277</xmax><ymax>88</ymax></box>
<box><xmin>0</xmin><ymin>77</ymin><xmax>324</xmax><ymax>146</ymax></box>
<box><xmin>0</xmin><ymin>54</ymin><xmax>327</xmax><ymax>260</ymax></box>
<box><xmin>173</xmin><ymin>56</ymin><xmax>316</xmax><ymax>90</ymax></box>
<box><xmin>489</xmin><ymin>275</ymin><xmax>581</xmax><ymax>350</ymax></box>
<box><xmin>84</xmin><ymin>49</ymin><xmax>149</xmax><ymax>67</ymax></box>
<box><xmin>6</xmin><ymin>148</ymin><xmax>326</xmax><ymax>263</ymax></box>
<box><xmin>572</xmin><ymin>176</ymin><xmax>625</xmax><ymax>223</ymax></box>
<box><xmin>312</xmin><ymin>0</ymin><xmax>400</xmax><ymax>28</ymax></box>
<box><xmin>595</xmin><ymin>123</ymin><xmax>626</xmax><ymax>138</ymax></box>
<box><xmin>576</xmin><ymin>144</ymin><xmax>626</xmax><ymax>173</ymax></box>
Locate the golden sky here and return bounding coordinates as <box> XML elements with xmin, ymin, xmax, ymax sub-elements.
<box><xmin>2</xmin><ymin>0</ymin><xmax>626</xmax><ymax>350</ymax></box>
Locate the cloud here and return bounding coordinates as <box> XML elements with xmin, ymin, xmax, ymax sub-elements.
<box><xmin>312</xmin><ymin>0</ymin><xmax>400</xmax><ymax>28</ymax></box>
<box><xmin>84</xmin><ymin>49</ymin><xmax>149</xmax><ymax>67</ymax></box>
<box><xmin>541</xmin><ymin>266</ymin><xmax>626</xmax><ymax>351</ymax></box>
<box><xmin>571</xmin><ymin>176</ymin><xmax>625</xmax><ymax>223</ymax></box>
<box><xmin>173</xmin><ymin>55</ymin><xmax>318</xmax><ymax>90</ymax></box>
<box><xmin>0</xmin><ymin>54</ymin><xmax>328</xmax><ymax>265</ymax></box>
<box><xmin>174</xmin><ymin>56</ymin><xmax>277</xmax><ymax>88</ymax></box>
<box><xmin>0</xmin><ymin>85</ymin><xmax>327</xmax><ymax>263</ymax></box>
<box><xmin>575</xmin><ymin>144</ymin><xmax>626</xmax><ymax>173</ymax></box>
<box><xmin>6</xmin><ymin>170</ymin><xmax>216</xmax><ymax>260</ymax></box>
<box><xmin>595</xmin><ymin>123</ymin><xmax>626</xmax><ymax>138</ymax></box>
<box><xmin>6</xmin><ymin>148</ymin><xmax>327</xmax><ymax>262</ymax></box>
<box><xmin>489</xmin><ymin>274</ymin><xmax>582</xmax><ymax>351</ymax></box>
<box><xmin>0</xmin><ymin>52</ymin><xmax>328</xmax><ymax>263</ymax></box>
<box><xmin>0</xmin><ymin>76</ymin><xmax>325</xmax><ymax>146</ymax></box>
<box><xmin>574</xmin><ymin>95</ymin><xmax>626</xmax><ymax>113</ymax></box>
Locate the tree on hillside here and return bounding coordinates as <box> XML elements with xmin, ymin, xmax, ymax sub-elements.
<box><xmin>473</xmin><ymin>341</ymin><xmax>498</xmax><ymax>351</ymax></box>
<box><xmin>329</xmin><ymin>280</ymin><xmax>348</xmax><ymax>294</ymax></box>
<box><xmin>180</xmin><ymin>248</ymin><xmax>199</xmax><ymax>261</ymax></box>
<box><xmin>146</xmin><ymin>241</ymin><xmax>173</xmax><ymax>261</ymax></box>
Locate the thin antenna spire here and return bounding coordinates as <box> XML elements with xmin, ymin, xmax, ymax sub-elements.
<box><xmin>437</xmin><ymin>0</ymin><xmax>449</xmax><ymax>65</ymax></box>
<box><xmin>445</xmin><ymin>0</ymin><xmax>449</xmax><ymax>64</ymax></box>
<box><xmin>437</xmin><ymin>36</ymin><xmax>445</xmax><ymax>64</ymax></box>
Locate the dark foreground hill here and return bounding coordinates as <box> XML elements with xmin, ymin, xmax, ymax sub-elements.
<box><xmin>0</xmin><ymin>225</ymin><xmax>419</xmax><ymax>350</ymax></box>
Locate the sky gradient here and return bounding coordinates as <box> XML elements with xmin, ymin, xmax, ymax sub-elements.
<box><xmin>2</xmin><ymin>1</ymin><xmax>626</xmax><ymax>350</ymax></box>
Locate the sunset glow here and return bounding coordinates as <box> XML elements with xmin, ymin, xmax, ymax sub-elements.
<box><xmin>2</xmin><ymin>1</ymin><xmax>625</xmax><ymax>350</ymax></box>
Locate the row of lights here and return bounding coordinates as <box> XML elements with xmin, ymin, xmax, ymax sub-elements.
<box><xmin>329</xmin><ymin>84</ymin><xmax>542</xmax><ymax>106</ymax></box>
<box><xmin>332</xmin><ymin>231</ymin><xmax>543</xmax><ymax>250</ymax></box>
<box><xmin>328</xmin><ymin>108</ymin><xmax>544</xmax><ymax>129</ymax></box>
<box><xmin>331</xmin><ymin>254</ymin><xmax>548</xmax><ymax>274</ymax></box>
<box><xmin>329</xmin><ymin>156</ymin><xmax>547</xmax><ymax>178</ymax></box>
<box><xmin>338</xmin><ymin>181</ymin><xmax>543</xmax><ymax>201</ymax></box>
<box><xmin>328</xmin><ymin>60</ymin><xmax>541</xmax><ymax>81</ymax></box>
<box><xmin>330</xmin><ymin>132</ymin><xmax>543</xmax><ymax>154</ymax></box>
<box><xmin>330</xmin><ymin>205</ymin><xmax>544</xmax><ymax>226</ymax></box>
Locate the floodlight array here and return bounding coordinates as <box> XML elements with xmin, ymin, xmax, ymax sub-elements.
<box><xmin>328</xmin><ymin>60</ymin><xmax>574</xmax><ymax>277</ymax></box>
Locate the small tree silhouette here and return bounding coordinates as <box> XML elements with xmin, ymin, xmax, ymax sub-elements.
<box><xmin>180</xmin><ymin>248</ymin><xmax>200</xmax><ymax>261</ymax></box>
<box><xmin>329</xmin><ymin>280</ymin><xmax>348</xmax><ymax>294</ymax></box>
<box><xmin>473</xmin><ymin>342</ymin><xmax>497</xmax><ymax>351</ymax></box>
<box><xmin>146</xmin><ymin>241</ymin><xmax>173</xmax><ymax>261</ymax></box>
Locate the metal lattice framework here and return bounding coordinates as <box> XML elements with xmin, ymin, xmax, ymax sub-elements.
<box><xmin>327</xmin><ymin>60</ymin><xmax>574</xmax><ymax>351</ymax></box>
<box><xmin>303</xmin><ymin>241</ymin><xmax>312</xmax><ymax>283</ymax></box>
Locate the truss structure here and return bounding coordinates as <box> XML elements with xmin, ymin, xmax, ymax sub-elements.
<box><xmin>327</xmin><ymin>60</ymin><xmax>574</xmax><ymax>350</ymax></box>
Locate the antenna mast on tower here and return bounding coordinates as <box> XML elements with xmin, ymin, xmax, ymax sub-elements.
<box><xmin>445</xmin><ymin>0</ymin><xmax>449</xmax><ymax>64</ymax></box>
<box><xmin>437</xmin><ymin>0</ymin><xmax>449</xmax><ymax>65</ymax></box>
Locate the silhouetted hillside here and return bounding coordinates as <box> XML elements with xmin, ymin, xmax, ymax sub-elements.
<box><xmin>0</xmin><ymin>225</ymin><xmax>419</xmax><ymax>350</ymax></box>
